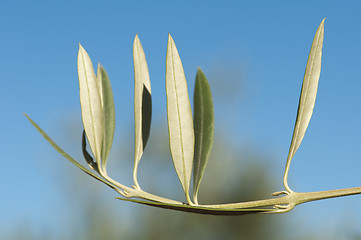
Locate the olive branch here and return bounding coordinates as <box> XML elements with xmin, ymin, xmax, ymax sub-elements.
<box><xmin>26</xmin><ymin>19</ymin><xmax>361</xmax><ymax>215</ymax></box>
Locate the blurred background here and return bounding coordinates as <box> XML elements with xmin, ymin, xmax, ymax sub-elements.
<box><xmin>1</xmin><ymin>1</ymin><xmax>361</xmax><ymax>239</ymax></box>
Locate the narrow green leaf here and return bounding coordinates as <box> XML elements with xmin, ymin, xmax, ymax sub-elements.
<box><xmin>77</xmin><ymin>44</ymin><xmax>103</xmax><ymax>164</ymax></box>
<box><xmin>116</xmin><ymin>198</ymin><xmax>273</xmax><ymax>215</ymax></box>
<box><xmin>192</xmin><ymin>68</ymin><xmax>214</xmax><ymax>204</ymax></box>
<box><xmin>133</xmin><ymin>34</ymin><xmax>152</xmax><ymax>187</ymax></box>
<box><xmin>96</xmin><ymin>65</ymin><xmax>115</xmax><ymax>170</ymax></box>
<box><xmin>166</xmin><ymin>34</ymin><xmax>194</xmax><ymax>203</ymax></box>
<box><xmin>283</xmin><ymin>19</ymin><xmax>325</xmax><ymax>191</ymax></box>
<box><xmin>25</xmin><ymin>114</ymin><xmax>116</xmax><ymax>190</ymax></box>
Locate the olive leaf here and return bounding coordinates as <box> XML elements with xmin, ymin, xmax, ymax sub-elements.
<box><xmin>283</xmin><ymin>19</ymin><xmax>325</xmax><ymax>191</ymax></box>
<box><xmin>133</xmin><ymin>34</ymin><xmax>152</xmax><ymax>188</ymax></box>
<box><xmin>192</xmin><ymin>68</ymin><xmax>214</xmax><ymax>204</ymax></box>
<box><xmin>166</xmin><ymin>34</ymin><xmax>194</xmax><ymax>203</ymax></box>
<box><xmin>25</xmin><ymin>114</ymin><xmax>117</xmax><ymax>190</ymax></box>
<box><xmin>77</xmin><ymin>44</ymin><xmax>103</xmax><ymax>165</ymax></box>
<box><xmin>96</xmin><ymin>65</ymin><xmax>115</xmax><ymax>171</ymax></box>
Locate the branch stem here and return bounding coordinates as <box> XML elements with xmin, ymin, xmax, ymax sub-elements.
<box><xmin>201</xmin><ymin>186</ymin><xmax>361</xmax><ymax>210</ymax></box>
<box><xmin>294</xmin><ymin>186</ymin><xmax>361</xmax><ymax>205</ymax></box>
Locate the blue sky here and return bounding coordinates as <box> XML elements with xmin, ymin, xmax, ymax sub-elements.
<box><xmin>2</xmin><ymin>0</ymin><xmax>361</xmax><ymax>238</ymax></box>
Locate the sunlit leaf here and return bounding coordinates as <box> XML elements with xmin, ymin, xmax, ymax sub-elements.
<box><xmin>25</xmin><ymin>114</ymin><xmax>116</xmax><ymax>190</ymax></box>
<box><xmin>133</xmin><ymin>34</ymin><xmax>152</xmax><ymax>187</ymax></box>
<box><xmin>96</xmin><ymin>65</ymin><xmax>115</xmax><ymax>170</ymax></box>
<box><xmin>283</xmin><ymin>19</ymin><xmax>325</xmax><ymax>191</ymax></box>
<box><xmin>166</xmin><ymin>34</ymin><xmax>194</xmax><ymax>203</ymax></box>
<box><xmin>192</xmin><ymin>68</ymin><xmax>214</xmax><ymax>204</ymax></box>
<box><xmin>77</xmin><ymin>44</ymin><xmax>103</xmax><ymax>164</ymax></box>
